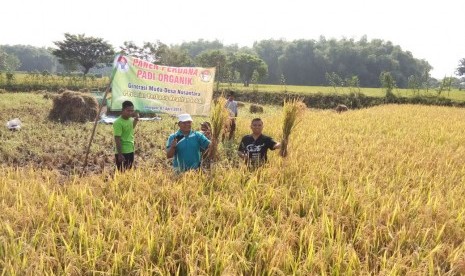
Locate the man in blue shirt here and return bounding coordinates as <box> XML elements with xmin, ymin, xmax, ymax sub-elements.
<box><xmin>166</xmin><ymin>113</ymin><xmax>213</xmax><ymax>172</ymax></box>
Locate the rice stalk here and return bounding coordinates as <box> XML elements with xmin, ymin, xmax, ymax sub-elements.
<box><xmin>209</xmin><ymin>96</ymin><xmax>229</xmax><ymax>160</ymax></box>
<box><xmin>280</xmin><ymin>98</ymin><xmax>305</xmax><ymax>157</ymax></box>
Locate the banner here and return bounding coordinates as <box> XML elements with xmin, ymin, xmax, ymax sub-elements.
<box><xmin>110</xmin><ymin>55</ymin><xmax>215</xmax><ymax>116</ymax></box>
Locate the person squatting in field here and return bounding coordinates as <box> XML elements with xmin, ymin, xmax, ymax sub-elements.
<box><xmin>238</xmin><ymin>118</ymin><xmax>282</xmax><ymax>168</ymax></box>
<box><xmin>113</xmin><ymin>100</ymin><xmax>139</xmax><ymax>172</ymax></box>
<box><xmin>166</xmin><ymin>114</ymin><xmax>215</xmax><ymax>173</ymax></box>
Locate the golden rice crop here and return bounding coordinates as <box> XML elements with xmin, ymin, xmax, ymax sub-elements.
<box><xmin>2</xmin><ymin>92</ymin><xmax>465</xmax><ymax>274</ymax></box>
<box><xmin>209</xmin><ymin>96</ymin><xmax>229</xmax><ymax>159</ymax></box>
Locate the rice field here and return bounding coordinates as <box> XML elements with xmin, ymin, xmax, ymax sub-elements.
<box><xmin>219</xmin><ymin>83</ymin><xmax>465</xmax><ymax>102</ymax></box>
<box><xmin>1</xmin><ymin>92</ymin><xmax>465</xmax><ymax>274</ymax></box>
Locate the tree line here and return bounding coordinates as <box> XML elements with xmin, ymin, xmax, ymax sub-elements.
<box><xmin>1</xmin><ymin>34</ymin><xmax>464</xmax><ymax>88</ymax></box>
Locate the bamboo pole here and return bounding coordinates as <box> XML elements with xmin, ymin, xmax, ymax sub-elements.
<box><xmin>82</xmin><ymin>61</ymin><xmax>118</xmax><ymax>175</ymax></box>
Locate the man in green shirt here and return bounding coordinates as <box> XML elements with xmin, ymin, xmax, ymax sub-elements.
<box><xmin>113</xmin><ymin>101</ymin><xmax>139</xmax><ymax>171</ymax></box>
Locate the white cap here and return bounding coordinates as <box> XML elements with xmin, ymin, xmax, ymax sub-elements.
<box><xmin>178</xmin><ymin>113</ymin><xmax>193</xmax><ymax>122</ymax></box>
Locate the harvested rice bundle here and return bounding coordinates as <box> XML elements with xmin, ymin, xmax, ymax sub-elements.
<box><xmin>280</xmin><ymin>99</ymin><xmax>306</xmax><ymax>157</ymax></box>
<box><xmin>48</xmin><ymin>90</ymin><xmax>98</xmax><ymax>123</ymax></box>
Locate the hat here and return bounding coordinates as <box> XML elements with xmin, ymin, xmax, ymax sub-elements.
<box><xmin>178</xmin><ymin>113</ymin><xmax>193</xmax><ymax>122</ymax></box>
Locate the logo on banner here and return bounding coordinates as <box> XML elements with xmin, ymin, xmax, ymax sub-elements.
<box><xmin>115</xmin><ymin>55</ymin><xmax>129</xmax><ymax>72</ymax></box>
<box><xmin>200</xmin><ymin>70</ymin><xmax>212</xmax><ymax>82</ymax></box>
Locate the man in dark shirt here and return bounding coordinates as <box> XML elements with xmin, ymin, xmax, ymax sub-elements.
<box><xmin>238</xmin><ymin>118</ymin><xmax>282</xmax><ymax>167</ymax></box>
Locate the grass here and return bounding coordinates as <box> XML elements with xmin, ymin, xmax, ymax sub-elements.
<box><xmin>4</xmin><ymin>72</ymin><xmax>465</xmax><ymax>102</ymax></box>
<box><xmin>1</xmin><ymin>92</ymin><xmax>465</xmax><ymax>274</ymax></box>
<box><xmin>220</xmin><ymin>83</ymin><xmax>465</xmax><ymax>102</ymax></box>
<box><xmin>0</xmin><ymin>72</ymin><xmax>109</xmax><ymax>91</ymax></box>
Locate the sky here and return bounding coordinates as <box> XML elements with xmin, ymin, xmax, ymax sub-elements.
<box><xmin>1</xmin><ymin>0</ymin><xmax>464</xmax><ymax>79</ymax></box>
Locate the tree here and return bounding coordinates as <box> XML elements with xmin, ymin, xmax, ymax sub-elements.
<box><xmin>345</xmin><ymin>75</ymin><xmax>360</xmax><ymax>93</ymax></box>
<box><xmin>230</xmin><ymin>53</ymin><xmax>267</xmax><ymax>87</ymax></box>
<box><xmin>53</xmin><ymin>33</ymin><xmax>115</xmax><ymax>74</ymax></box>
<box><xmin>1</xmin><ymin>45</ymin><xmax>59</xmax><ymax>72</ymax></box>
<box><xmin>0</xmin><ymin>53</ymin><xmax>21</xmax><ymax>72</ymax></box>
<box><xmin>120</xmin><ymin>41</ymin><xmax>192</xmax><ymax>66</ymax></box>
<box><xmin>437</xmin><ymin>76</ymin><xmax>453</xmax><ymax>96</ymax></box>
<box><xmin>279</xmin><ymin>39</ymin><xmax>323</xmax><ymax>85</ymax></box>
<box><xmin>280</xmin><ymin>74</ymin><xmax>287</xmax><ymax>93</ymax></box>
<box><xmin>179</xmin><ymin>39</ymin><xmax>223</xmax><ymax>59</ymax></box>
<box><xmin>325</xmin><ymin>72</ymin><xmax>343</xmax><ymax>92</ymax></box>
<box><xmin>422</xmin><ymin>67</ymin><xmax>431</xmax><ymax>92</ymax></box>
<box><xmin>196</xmin><ymin>50</ymin><xmax>228</xmax><ymax>82</ymax></box>
<box><xmin>120</xmin><ymin>41</ymin><xmax>166</xmax><ymax>64</ymax></box>
<box><xmin>408</xmin><ymin>75</ymin><xmax>421</xmax><ymax>95</ymax></box>
<box><xmin>157</xmin><ymin>47</ymin><xmax>193</xmax><ymax>67</ymax></box>
<box><xmin>253</xmin><ymin>39</ymin><xmax>288</xmax><ymax>84</ymax></box>
<box><xmin>457</xmin><ymin>58</ymin><xmax>465</xmax><ymax>76</ymax></box>
<box><xmin>380</xmin><ymin>71</ymin><xmax>396</xmax><ymax>102</ymax></box>
<box><xmin>0</xmin><ymin>48</ymin><xmax>21</xmax><ymax>71</ymax></box>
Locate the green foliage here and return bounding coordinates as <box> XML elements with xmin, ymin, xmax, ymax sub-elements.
<box><xmin>3</xmin><ymin>37</ymin><xmax>434</xmax><ymax>89</ymax></box>
<box><xmin>251</xmin><ymin>71</ymin><xmax>260</xmax><ymax>92</ymax></box>
<box><xmin>437</xmin><ymin>76</ymin><xmax>453</xmax><ymax>96</ymax></box>
<box><xmin>253</xmin><ymin>39</ymin><xmax>287</xmax><ymax>84</ymax></box>
<box><xmin>0</xmin><ymin>48</ymin><xmax>21</xmax><ymax>71</ymax></box>
<box><xmin>423</xmin><ymin>68</ymin><xmax>431</xmax><ymax>92</ymax></box>
<box><xmin>280</xmin><ymin>74</ymin><xmax>287</xmax><ymax>93</ymax></box>
<box><xmin>217</xmin><ymin>88</ymin><xmax>465</xmax><ymax>112</ymax></box>
<box><xmin>179</xmin><ymin>39</ymin><xmax>224</xmax><ymax>58</ymax></box>
<box><xmin>5</xmin><ymin>71</ymin><xmax>15</xmax><ymax>85</ymax></box>
<box><xmin>264</xmin><ymin>37</ymin><xmax>431</xmax><ymax>87</ymax></box>
<box><xmin>196</xmin><ymin>50</ymin><xmax>227</xmax><ymax>82</ymax></box>
<box><xmin>53</xmin><ymin>33</ymin><xmax>115</xmax><ymax>75</ymax></box>
<box><xmin>325</xmin><ymin>72</ymin><xmax>343</xmax><ymax>92</ymax></box>
<box><xmin>0</xmin><ymin>72</ymin><xmax>108</xmax><ymax>92</ymax></box>
<box><xmin>380</xmin><ymin>71</ymin><xmax>396</xmax><ymax>102</ymax></box>
<box><xmin>1</xmin><ymin>45</ymin><xmax>58</xmax><ymax>72</ymax></box>
<box><xmin>120</xmin><ymin>41</ymin><xmax>165</xmax><ymax>63</ymax></box>
<box><xmin>230</xmin><ymin>53</ymin><xmax>268</xmax><ymax>87</ymax></box>
<box><xmin>158</xmin><ymin>46</ymin><xmax>193</xmax><ymax>67</ymax></box>
<box><xmin>408</xmin><ymin>75</ymin><xmax>421</xmax><ymax>95</ymax></box>
<box><xmin>456</xmin><ymin>58</ymin><xmax>465</xmax><ymax>76</ymax></box>
<box><xmin>345</xmin><ymin>75</ymin><xmax>360</xmax><ymax>93</ymax></box>
<box><xmin>120</xmin><ymin>41</ymin><xmax>192</xmax><ymax>67</ymax></box>
<box><xmin>278</xmin><ymin>39</ymin><xmax>321</xmax><ymax>86</ymax></box>
<box><xmin>408</xmin><ymin>68</ymin><xmax>431</xmax><ymax>95</ymax></box>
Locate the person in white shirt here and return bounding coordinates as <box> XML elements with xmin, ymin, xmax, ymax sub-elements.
<box><xmin>224</xmin><ymin>92</ymin><xmax>238</xmax><ymax>141</ymax></box>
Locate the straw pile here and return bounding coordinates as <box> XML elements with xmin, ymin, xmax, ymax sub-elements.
<box><xmin>43</xmin><ymin>92</ymin><xmax>57</xmax><ymax>100</ymax></box>
<box><xmin>249</xmin><ymin>104</ymin><xmax>264</xmax><ymax>113</ymax></box>
<box><xmin>335</xmin><ymin>104</ymin><xmax>349</xmax><ymax>113</ymax></box>
<box><xmin>48</xmin><ymin>90</ymin><xmax>98</xmax><ymax>123</ymax></box>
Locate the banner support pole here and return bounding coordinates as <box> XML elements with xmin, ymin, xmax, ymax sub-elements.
<box><xmin>82</xmin><ymin>60</ymin><xmax>118</xmax><ymax>175</ymax></box>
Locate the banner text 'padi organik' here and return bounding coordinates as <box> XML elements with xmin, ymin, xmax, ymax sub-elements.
<box><xmin>110</xmin><ymin>55</ymin><xmax>215</xmax><ymax>116</ymax></box>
